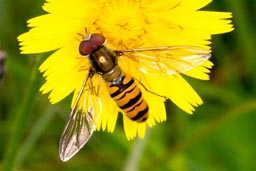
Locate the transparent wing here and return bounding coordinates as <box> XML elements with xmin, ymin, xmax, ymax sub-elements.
<box><xmin>59</xmin><ymin>70</ymin><xmax>102</xmax><ymax>162</ymax></box>
<box><xmin>115</xmin><ymin>46</ymin><xmax>211</xmax><ymax>75</ymax></box>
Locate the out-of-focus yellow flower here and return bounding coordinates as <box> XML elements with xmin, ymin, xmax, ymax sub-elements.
<box><xmin>18</xmin><ymin>0</ymin><xmax>233</xmax><ymax>140</ymax></box>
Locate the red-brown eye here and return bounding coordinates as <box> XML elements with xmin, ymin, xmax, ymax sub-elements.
<box><xmin>90</xmin><ymin>33</ymin><xmax>105</xmax><ymax>47</ymax></box>
<box><xmin>79</xmin><ymin>41</ymin><xmax>95</xmax><ymax>56</ymax></box>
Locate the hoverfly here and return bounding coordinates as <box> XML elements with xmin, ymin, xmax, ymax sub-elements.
<box><xmin>59</xmin><ymin>33</ymin><xmax>211</xmax><ymax>161</ymax></box>
<box><xmin>0</xmin><ymin>49</ymin><xmax>6</xmax><ymax>80</ymax></box>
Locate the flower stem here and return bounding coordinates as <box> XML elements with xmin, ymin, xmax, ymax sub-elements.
<box><xmin>144</xmin><ymin>99</ymin><xmax>256</xmax><ymax>168</ymax></box>
<box><xmin>123</xmin><ymin>127</ymin><xmax>151</xmax><ymax>171</ymax></box>
<box><xmin>174</xmin><ymin>99</ymin><xmax>256</xmax><ymax>155</ymax></box>
<box><xmin>226</xmin><ymin>1</ymin><xmax>255</xmax><ymax>73</ymax></box>
<box><xmin>13</xmin><ymin>105</ymin><xmax>56</xmax><ymax>168</ymax></box>
<box><xmin>3</xmin><ymin>57</ymin><xmax>42</xmax><ymax>171</ymax></box>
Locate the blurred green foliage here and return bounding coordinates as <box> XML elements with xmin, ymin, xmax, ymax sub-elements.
<box><xmin>0</xmin><ymin>0</ymin><xmax>256</xmax><ymax>171</ymax></box>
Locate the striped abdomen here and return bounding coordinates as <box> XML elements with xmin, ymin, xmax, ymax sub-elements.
<box><xmin>108</xmin><ymin>75</ymin><xmax>148</xmax><ymax>122</ymax></box>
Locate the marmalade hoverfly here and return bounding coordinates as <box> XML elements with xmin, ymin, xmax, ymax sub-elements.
<box><xmin>59</xmin><ymin>33</ymin><xmax>211</xmax><ymax>161</ymax></box>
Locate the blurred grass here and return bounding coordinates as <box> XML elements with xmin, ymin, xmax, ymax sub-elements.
<box><xmin>1</xmin><ymin>0</ymin><xmax>256</xmax><ymax>171</ymax></box>
<box><xmin>2</xmin><ymin>56</ymin><xmax>42</xmax><ymax>171</ymax></box>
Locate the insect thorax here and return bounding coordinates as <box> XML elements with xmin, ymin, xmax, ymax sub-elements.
<box><xmin>89</xmin><ymin>46</ymin><xmax>117</xmax><ymax>75</ymax></box>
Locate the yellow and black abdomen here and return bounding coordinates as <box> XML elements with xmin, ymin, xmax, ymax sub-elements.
<box><xmin>108</xmin><ymin>75</ymin><xmax>148</xmax><ymax>122</ymax></box>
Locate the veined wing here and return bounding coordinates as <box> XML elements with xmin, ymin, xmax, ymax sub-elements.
<box><xmin>59</xmin><ymin>70</ymin><xmax>102</xmax><ymax>162</ymax></box>
<box><xmin>115</xmin><ymin>46</ymin><xmax>211</xmax><ymax>76</ymax></box>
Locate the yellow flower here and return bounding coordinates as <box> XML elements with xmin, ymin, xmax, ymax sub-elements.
<box><xmin>18</xmin><ymin>0</ymin><xmax>233</xmax><ymax>141</ymax></box>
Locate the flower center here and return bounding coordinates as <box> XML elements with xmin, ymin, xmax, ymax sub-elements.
<box><xmin>96</xmin><ymin>0</ymin><xmax>147</xmax><ymax>49</ymax></box>
<box><xmin>116</xmin><ymin>20</ymin><xmax>129</xmax><ymax>30</ymax></box>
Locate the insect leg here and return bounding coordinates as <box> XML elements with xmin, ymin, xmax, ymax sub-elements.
<box><xmin>134</xmin><ymin>77</ymin><xmax>167</xmax><ymax>100</ymax></box>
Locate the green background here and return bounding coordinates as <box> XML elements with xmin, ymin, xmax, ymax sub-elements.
<box><xmin>0</xmin><ymin>0</ymin><xmax>255</xmax><ymax>171</ymax></box>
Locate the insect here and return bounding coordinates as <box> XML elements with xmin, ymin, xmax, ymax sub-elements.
<box><xmin>0</xmin><ymin>49</ymin><xmax>6</xmax><ymax>80</ymax></box>
<box><xmin>59</xmin><ymin>33</ymin><xmax>211</xmax><ymax>161</ymax></box>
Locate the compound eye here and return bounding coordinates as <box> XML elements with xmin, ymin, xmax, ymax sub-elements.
<box><xmin>79</xmin><ymin>41</ymin><xmax>94</xmax><ymax>56</ymax></box>
<box><xmin>90</xmin><ymin>33</ymin><xmax>105</xmax><ymax>47</ymax></box>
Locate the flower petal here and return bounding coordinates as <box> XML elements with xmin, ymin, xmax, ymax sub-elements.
<box><xmin>39</xmin><ymin>40</ymin><xmax>87</xmax><ymax>104</ymax></box>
